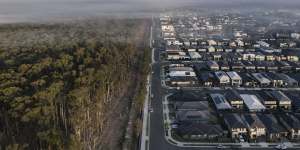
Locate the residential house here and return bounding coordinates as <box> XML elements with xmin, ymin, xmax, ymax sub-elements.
<box><xmin>207</xmin><ymin>46</ymin><xmax>216</xmax><ymax>53</ymax></box>
<box><xmin>277</xmin><ymin>113</ymin><xmax>300</xmax><ymax>140</ymax></box>
<box><xmin>224</xmin><ymin>90</ymin><xmax>243</xmax><ymax>109</ymax></box>
<box><xmin>212</xmin><ymin>53</ymin><xmax>222</xmax><ymax>61</ymax></box>
<box><xmin>175</xmin><ymin>122</ymin><xmax>225</xmax><ymax>140</ymax></box>
<box><xmin>230</xmin><ymin>61</ymin><xmax>244</xmax><ymax>72</ymax></box>
<box><xmin>242</xmin><ymin>53</ymin><xmax>255</xmax><ymax>61</ymax></box>
<box><xmin>209</xmin><ymin>93</ymin><xmax>232</xmax><ymax>111</ymax></box>
<box><xmin>253</xmin><ymin>61</ymin><xmax>266</xmax><ymax>71</ymax></box>
<box><xmin>265</xmin><ymin>72</ymin><xmax>283</xmax><ymax>87</ymax></box>
<box><xmin>240</xmin><ymin>73</ymin><xmax>258</xmax><ymax>87</ymax></box>
<box><xmin>168</xmin><ymin>67</ymin><xmax>196</xmax><ymax>77</ymax></box>
<box><xmin>188</xmin><ymin>51</ymin><xmax>202</xmax><ymax>60</ymax></box>
<box><xmin>218</xmin><ymin>61</ymin><xmax>230</xmax><ymax>71</ymax></box>
<box><xmin>176</xmin><ymin>110</ymin><xmax>210</xmax><ymax>122</ymax></box>
<box><xmin>257</xmin><ymin>91</ymin><xmax>278</xmax><ymax>110</ymax></box>
<box><xmin>168</xmin><ymin>76</ymin><xmax>198</xmax><ymax>86</ymax></box>
<box><xmin>240</xmin><ymin>94</ymin><xmax>266</xmax><ymax>112</ymax></box>
<box><xmin>255</xmin><ymin>52</ymin><xmax>265</xmax><ymax>61</ymax></box>
<box><xmin>226</xmin><ymin>71</ymin><xmax>242</xmax><ymax>86</ymax></box>
<box><xmin>174</xmin><ymin>101</ymin><xmax>209</xmax><ymax>111</ymax></box>
<box><xmin>207</xmin><ymin>60</ymin><xmax>219</xmax><ymax>71</ymax></box>
<box><xmin>214</xmin><ymin>71</ymin><xmax>230</xmax><ymax>86</ymax></box>
<box><xmin>223</xmin><ymin>113</ymin><xmax>248</xmax><ymax>138</ymax></box>
<box><xmin>268</xmin><ymin>91</ymin><xmax>292</xmax><ymax>110</ymax></box>
<box><xmin>257</xmin><ymin>114</ymin><xmax>288</xmax><ymax>142</ymax></box>
<box><xmin>277</xmin><ymin>61</ymin><xmax>292</xmax><ymax>72</ymax></box>
<box><xmin>199</xmin><ymin>72</ymin><xmax>215</xmax><ymax>87</ymax></box>
<box><xmin>242</xmin><ymin>114</ymin><xmax>266</xmax><ymax>139</ymax></box>
<box><xmin>252</xmin><ymin>73</ymin><xmax>271</xmax><ymax>87</ymax></box>
<box><xmin>242</xmin><ymin>61</ymin><xmax>256</xmax><ymax>72</ymax></box>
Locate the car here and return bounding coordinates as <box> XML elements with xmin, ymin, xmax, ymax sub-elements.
<box><xmin>216</xmin><ymin>144</ymin><xmax>226</xmax><ymax>149</ymax></box>
<box><xmin>149</xmin><ymin>107</ymin><xmax>154</xmax><ymax>113</ymax></box>
<box><xmin>275</xmin><ymin>144</ymin><xmax>287</xmax><ymax>150</ymax></box>
<box><xmin>239</xmin><ymin>135</ymin><xmax>245</xmax><ymax>142</ymax></box>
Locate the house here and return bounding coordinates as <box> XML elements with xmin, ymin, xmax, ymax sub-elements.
<box><xmin>285</xmin><ymin>93</ymin><xmax>300</xmax><ymax>112</ymax></box>
<box><xmin>265</xmin><ymin>54</ymin><xmax>276</xmax><ymax>61</ymax></box>
<box><xmin>224</xmin><ymin>90</ymin><xmax>243</xmax><ymax>109</ymax></box>
<box><xmin>277</xmin><ymin>61</ymin><xmax>292</xmax><ymax>72</ymax></box>
<box><xmin>277</xmin><ymin>73</ymin><xmax>298</xmax><ymax>87</ymax></box>
<box><xmin>167</xmin><ymin>51</ymin><xmax>189</xmax><ymax>60</ymax></box>
<box><xmin>215</xmin><ymin>46</ymin><xmax>224</xmax><ymax>52</ymax></box>
<box><xmin>174</xmin><ymin>101</ymin><xmax>209</xmax><ymax>111</ymax></box>
<box><xmin>267</xmin><ymin>91</ymin><xmax>292</xmax><ymax>110</ymax></box>
<box><xmin>264</xmin><ymin>72</ymin><xmax>283</xmax><ymax>87</ymax></box>
<box><xmin>242</xmin><ymin>61</ymin><xmax>256</xmax><ymax>72</ymax></box>
<box><xmin>226</xmin><ymin>71</ymin><xmax>242</xmax><ymax>86</ymax></box>
<box><xmin>214</xmin><ymin>71</ymin><xmax>230</xmax><ymax>86</ymax></box>
<box><xmin>230</xmin><ymin>61</ymin><xmax>244</xmax><ymax>71</ymax></box>
<box><xmin>188</xmin><ymin>51</ymin><xmax>202</xmax><ymax>60</ymax></box>
<box><xmin>207</xmin><ymin>40</ymin><xmax>217</xmax><ymax>46</ymax></box>
<box><xmin>240</xmin><ymin>94</ymin><xmax>266</xmax><ymax>112</ymax></box>
<box><xmin>176</xmin><ymin>110</ymin><xmax>210</xmax><ymax>122</ymax></box>
<box><xmin>218</xmin><ymin>61</ymin><xmax>230</xmax><ymax>71</ymax></box>
<box><xmin>253</xmin><ymin>61</ymin><xmax>266</xmax><ymax>71</ymax></box>
<box><xmin>207</xmin><ymin>60</ymin><xmax>219</xmax><ymax>71</ymax></box>
<box><xmin>240</xmin><ymin>73</ymin><xmax>258</xmax><ymax>87</ymax></box>
<box><xmin>223</xmin><ymin>113</ymin><xmax>248</xmax><ymax>138</ymax></box>
<box><xmin>289</xmin><ymin>61</ymin><xmax>300</xmax><ymax>72</ymax></box>
<box><xmin>168</xmin><ymin>67</ymin><xmax>196</xmax><ymax>77</ymax></box>
<box><xmin>242</xmin><ymin>114</ymin><xmax>266</xmax><ymax>139</ymax></box>
<box><xmin>199</xmin><ymin>72</ymin><xmax>215</xmax><ymax>87</ymax></box>
<box><xmin>175</xmin><ymin>122</ymin><xmax>225</xmax><ymax>140</ymax></box>
<box><xmin>207</xmin><ymin>46</ymin><xmax>216</xmax><ymax>53</ymax></box>
<box><xmin>264</xmin><ymin>61</ymin><xmax>278</xmax><ymax>72</ymax></box>
<box><xmin>242</xmin><ymin>53</ymin><xmax>255</xmax><ymax>61</ymax></box>
<box><xmin>168</xmin><ymin>76</ymin><xmax>198</xmax><ymax>86</ymax></box>
<box><xmin>212</xmin><ymin>53</ymin><xmax>222</xmax><ymax>61</ymax></box>
<box><xmin>257</xmin><ymin>91</ymin><xmax>278</xmax><ymax>110</ymax></box>
<box><xmin>277</xmin><ymin>113</ymin><xmax>300</xmax><ymax>140</ymax></box>
<box><xmin>257</xmin><ymin>114</ymin><xmax>288</xmax><ymax>142</ymax></box>
<box><xmin>255</xmin><ymin>52</ymin><xmax>265</xmax><ymax>61</ymax></box>
<box><xmin>168</xmin><ymin>91</ymin><xmax>204</xmax><ymax>102</ymax></box>
<box><xmin>252</xmin><ymin>73</ymin><xmax>271</xmax><ymax>87</ymax></box>
<box><xmin>209</xmin><ymin>93</ymin><xmax>232</xmax><ymax>111</ymax></box>
<box><xmin>287</xmin><ymin>55</ymin><xmax>299</xmax><ymax>62</ymax></box>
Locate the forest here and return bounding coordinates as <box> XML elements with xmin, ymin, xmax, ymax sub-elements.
<box><xmin>0</xmin><ymin>19</ymin><xmax>151</xmax><ymax>150</ymax></box>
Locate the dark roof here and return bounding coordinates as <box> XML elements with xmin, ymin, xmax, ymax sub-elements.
<box><xmin>176</xmin><ymin>122</ymin><xmax>224</xmax><ymax>136</ymax></box>
<box><xmin>239</xmin><ymin>73</ymin><xmax>256</xmax><ymax>82</ymax></box>
<box><xmin>200</xmin><ymin>72</ymin><xmax>215</xmax><ymax>82</ymax></box>
<box><xmin>265</xmin><ymin>72</ymin><xmax>282</xmax><ymax>81</ymax></box>
<box><xmin>170</xmin><ymin>76</ymin><xmax>199</xmax><ymax>82</ymax></box>
<box><xmin>223</xmin><ymin>113</ymin><xmax>247</xmax><ymax>129</ymax></box>
<box><xmin>257</xmin><ymin>114</ymin><xmax>287</xmax><ymax>134</ymax></box>
<box><xmin>285</xmin><ymin>93</ymin><xmax>300</xmax><ymax>110</ymax></box>
<box><xmin>175</xmin><ymin>101</ymin><xmax>209</xmax><ymax>111</ymax></box>
<box><xmin>243</xmin><ymin>114</ymin><xmax>265</xmax><ymax>129</ymax></box>
<box><xmin>218</xmin><ymin>61</ymin><xmax>229</xmax><ymax>67</ymax></box>
<box><xmin>176</xmin><ymin>110</ymin><xmax>210</xmax><ymax>122</ymax></box>
<box><xmin>224</xmin><ymin>90</ymin><xmax>242</xmax><ymax>102</ymax></box>
<box><xmin>277</xmin><ymin>113</ymin><xmax>300</xmax><ymax>130</ymax></box>
<box><xmin>267</xmin><ymin>91</ymin><xmax>291</xmax><ymax>102</ymax></box>
<box><xmin>168</xmin><ymin>91</ymin><xmax>205</xmax><ymax>102</ymax></box>
<box><xmin>257</xmin><ymin>91</ymin><xmax>277</xmax><ymax>102</ymax></box>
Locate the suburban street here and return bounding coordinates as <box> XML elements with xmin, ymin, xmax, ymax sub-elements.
<box><xmin>140</xmin><ymin>17</ymin><xmax>300</xmax><ymax>150</ymax></box>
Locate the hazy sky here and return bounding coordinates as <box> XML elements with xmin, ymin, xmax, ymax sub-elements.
<box><xmin>0</xmin><ymin>0</ymin><xmax>299</xmax><ymax>23</ymax></box>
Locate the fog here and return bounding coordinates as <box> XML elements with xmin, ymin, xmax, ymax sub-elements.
<box><xmin>0</xmin><ymin>0</ymin><xmax>300</xmax><ymax>23</ymax></box>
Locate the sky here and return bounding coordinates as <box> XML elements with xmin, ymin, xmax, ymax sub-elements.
<box><xmin>0</xmin><ymin>0</ymin><xmax>300</xmax><ymax>23</ymax></box>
